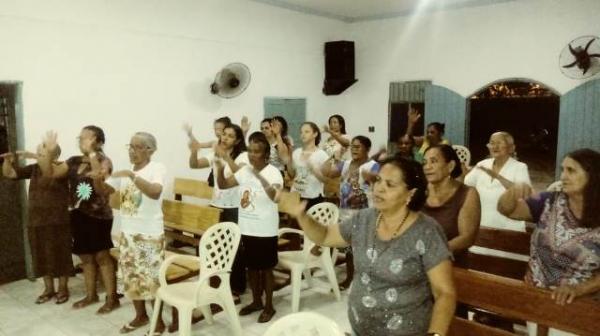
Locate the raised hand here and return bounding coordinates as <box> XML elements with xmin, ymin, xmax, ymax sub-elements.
<box><xmin>182</xmin><ymin>122</ymin><xmax>194</xmax><ymax>138</ymax></box>
<box><xmin>322</xmin><ymin>124</ymin><xmax>330</xmax><ymax>134</ymax></box>
<box><xmin>42</xmin><ymin>130</ymin><xmax>59</xmax><ymax>155</ymax></box>
<box><xmin>241</xmin><ymin>116</ymin><xmax>251</xmax><ymax>134</ymax></box>
<box><xmin>407</xmin><ymin>107</ymin><xmax>421</xmax><ymax>124</ymax></box>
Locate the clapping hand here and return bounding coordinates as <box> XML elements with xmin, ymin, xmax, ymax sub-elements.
<box><xmin>214</xmin><ymin>144</ymin><xmax>230</xmax><ymax>160</ymax></box>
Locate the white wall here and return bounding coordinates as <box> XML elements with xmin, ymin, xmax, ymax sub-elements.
<box><xmin>343</xmin><ymin>0</ymin><xmax>600</xmax><ymax>148</ymax></box>
<box><xmin>0</xmin><ymin>0</ymin><xmax>347</xmax><ymax>189</ymax></box>
<box><xmin>2</xmin><ymin>0</ymin><xmax>599</xmax><ymax>180</ymax></box>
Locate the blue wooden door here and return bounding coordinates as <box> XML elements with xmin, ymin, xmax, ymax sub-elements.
<box><xmin>264</xmin><ymin>98</ymin><xmax>306</xmax><ymax>148</ymax></box>
<box><xmin>557</xmin><ymin>79</ymin><xmax>600</xmax><ymax>177</ymax></box>
<box><xmin>424</xmin><ymin>85</ymin><xmax>467</xmax><ymax>145</ymax></box>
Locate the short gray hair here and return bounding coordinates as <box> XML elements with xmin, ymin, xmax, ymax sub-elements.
<box><xmin>134</xmin><ymin>132</ymin><xmax>157</xmax><ymax>152</ymax></box>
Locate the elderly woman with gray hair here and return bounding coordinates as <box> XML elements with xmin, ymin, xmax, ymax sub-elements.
<box><xmin>111</xmin><ymin>132</ymin><xmax>167</xmax><ymax>334</ymax></box>
<box><xmin>464</xmin><ymin>131</ymin><xmax>532</xmax><ymax>233</ymax></box>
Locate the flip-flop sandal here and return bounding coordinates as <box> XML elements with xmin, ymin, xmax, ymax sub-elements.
<box><xmin>257</xmin><ymin>309</ymin><xmax>276</xmax><ymax>323</ymax></box>
<box><xmin>239</xmin><ymin>304</ymin><xmax>264</xmax><ymax>316</ymax></box>
<box><xmin>119</xmin><ymin>321</ymin><xmax>148</xmax><ymax>334</ymax></box>
<box><xmin>55</xmin><ymin>293</ymin><xmax>69</xmax><ymax>304</ymax></box>
<box><xmin>35</xmin><ymin>292</ymin><xmax>56</xmax><ymax>304</ymax></box>
<box><xmin>97</xmin><ymin>301</ymin><xmax>121</xmax><ymax>315</ymax></box>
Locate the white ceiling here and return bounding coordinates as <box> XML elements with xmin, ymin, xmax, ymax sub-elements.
<box><xmin>250</xmin><ymin>0</ymin><xmax>517</xmax><ymax>22</ymax></box>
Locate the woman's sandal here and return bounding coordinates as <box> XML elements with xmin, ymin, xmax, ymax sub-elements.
<box><xmin>119</xmin><ymin>320</ymin><xmax>149</xmax><ymax>334</ymax></box>
<box><xmin>35</xmin><ymin>292</ymin><xmax>56</xmax><ymax>304</ymax></box>
<box><xmin>239</xmin><ymin>303</ymin><xmax>264</xmax><ymax>316</ymax></box>
<box><xmin>257</xmin><ymin>309</ymin><xmax>276</xmax><ymax>323</ymax></box>
<box><xmin>97</xmin><ymin>300</ymin><xmax>121</xmax><ymax>315</ymax></box>
<box><xmin>55</xmin><ymin>293</ymin><xmax>69</xmax><ymax>305</ymax></box>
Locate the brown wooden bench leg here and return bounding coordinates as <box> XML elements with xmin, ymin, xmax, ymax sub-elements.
<box><xmin>536</xmin><ymin>325</ymin><xmax>549</xmax><ymax>336</ymax></box>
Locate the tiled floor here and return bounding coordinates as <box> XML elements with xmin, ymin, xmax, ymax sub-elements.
<box><xmin>0</xmin><ymin>273</ymin><xmax>351</xmax><ymax>336</ymax></box>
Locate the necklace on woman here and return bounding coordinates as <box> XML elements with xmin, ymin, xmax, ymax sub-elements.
<box><xmin>376</xmin><ymin>210</ymin><xmax>410</xmax><ymax>239</ymax></box>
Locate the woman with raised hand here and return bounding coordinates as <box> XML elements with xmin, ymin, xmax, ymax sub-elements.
<box><xmin>111</xmin><ymin>132</ymin><xmax>167</xmax><ymax>334</ymax></box>
<box><xmin>282</xmin><ymin>155</ymin><xmax>456</xmax><ymax>336</ymax></box>
<box><xmin>269</xmin><ymin>116</ymin><xmax>293</xmax><ymax>177</ymax></box>
<box><xmin>464</xmin><ymin>131</ymin><xmax>531</xmax><ymax>233</ymax></box>
<box><xmin>422</xmin><ymin>144</ymin><xmax>480</xmax><ymax>267</ymax></box>
<box><xmin>1</xmin><ymin>146</ymin><xmax>72</xmax><ymax>305</ymax></box>
<box><xmin>321</xmin><ymin>135</ymin><xmax>379</xmax><ymax>290</ymax></box>
<box><xmin>216</xmin><ymin>131</ymin><xmax>283</xmax><ymax>323</ymax></box>
<box><xmin>321</xmin><ymin>114</ymin><xmax>350</xmax><ymax>160</ymax></box>
<box><xmin>38</xmin><ymin>126</ymin><xmax>120</xmax><ymax>314</ymax></box>
<box><xmin>284</xmin><ymin>122</ymin><xmax>329</xmax><ymax>209</ymax></box>
<box><xmin>188</xmin><ymin>123</ymin><xmax>248</xmax><ymax>297</ymax></box>
<box><xmin>405</xmin><ymin>107</ymin><xmax>450</xmax><ymax>163</ymax></box>
<box><xmin>498</xmin><ymin>149</ymin><xmax>600</xmax><ymax>336</ymax></box>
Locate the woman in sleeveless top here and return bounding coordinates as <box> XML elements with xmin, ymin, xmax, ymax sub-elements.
<box><xmin>422</xmin><ymin>145</ymin><xmax>480</xmax><ymax>266</ymax></box>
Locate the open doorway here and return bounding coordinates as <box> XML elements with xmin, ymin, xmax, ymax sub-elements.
<box><xmin>388</xmin><ymin>102</ymin><xmax>424</xmax><ymax>154</ymax></box>
<box><xmin>468</xmin><ymin>80</ymin><xmax>560</xmax><ymax>190</ymax></box>
<box><xmin>0</xmin><ymin>82</ymin><xmax>27</xmax><ymax>284</ymax></box>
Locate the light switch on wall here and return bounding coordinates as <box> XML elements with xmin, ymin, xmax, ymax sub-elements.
<box><xmin>368</xmin><ymin>126</ymin><xmax>375</xmax><ymax>132</ymax></box>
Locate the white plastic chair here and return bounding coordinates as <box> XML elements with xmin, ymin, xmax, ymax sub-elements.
<box><xmin>277</xmin><ymin>202</ymin><xmax>342</xmax><ymax>313</ymax></box>
<box><xmin>148</xmin><ymin>222</ymin><xmax>242</xmax><ymax>336</ymax></box>
<box><xmin>452</xmin><ymin>144</ymin><xmax>471</xmax><ymax>167</ymax></box>
<box><xmin>263</xmin><ymin>312</ymin><xmax>346</xmax><ymax>336</ymax></box>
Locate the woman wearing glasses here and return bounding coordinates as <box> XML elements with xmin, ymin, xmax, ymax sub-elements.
<box><xmin>38</xmin><ymin>126</ymin><xmax>120</xmax><ymax>314</ymax></box>
<box><xmin>464</xmin><ymin>131</ymin><xmax>531</xmax><ymax>232</ymax></box>
<box><xmin>111</xmin><ymin>132</ymin><xmax>167</xmax><ymax>334</ymax></box>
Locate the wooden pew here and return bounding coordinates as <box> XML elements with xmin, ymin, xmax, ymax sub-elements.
<box><xmin>110</xmin><ymin>249</ymin><xmax>199</xmax><ymax>284</ymax></box>
<box><xmin>450</xmin><ymin>268</ymin><xmax>600</xmax><ymax>336</ymax></box>
<box><xmin>467</xmin><ymin>227</ymin><xmax>531</xmax><ymax>280</ymax></box>
<box><xmin>162</xmin><ymin>199</ymin><xmax>222</xmax><ymax>248</ymax></box>
<box><xmin>173</xmin><ymin>177</ymin><xmax>213</xmax><ymax>201</ymax></box>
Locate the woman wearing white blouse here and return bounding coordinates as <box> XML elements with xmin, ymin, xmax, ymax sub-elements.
<box><xmin>284</xmin><ymin>122</ymin><xmax>330</xmax><ymax>209</ymax></box>
<box><xmin>464</xmin><ymin>131</ymin><xmax>532</xmax><ymax>232</ymax></box>
<box><xmin>216</xmin><ymin>132</ymin><xmax>283</xmax><ymax>323</ymax></box>
<box><xmin>321</xmin><ymin>114</ymin><xmax>350</xmax><ymax>160</ymax></box>
<box><xmin>111</xmin><ymin>132</ymin><xmax>167</xmax><ymax>334</ymax></box>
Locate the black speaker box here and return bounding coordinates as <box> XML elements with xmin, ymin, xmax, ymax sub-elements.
<box><xmin>323</xmin><ymin>41</ymin><xmax>357</xmax><ymax>95</ymax></box>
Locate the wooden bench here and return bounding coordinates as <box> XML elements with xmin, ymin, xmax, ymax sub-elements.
<box><xmin>467</xmin><ymin>227</ymin><xmax>531</xmax><ymax>280</ymax></box>
<box><xmin>110</xmin><ymin>249</ymin><xmax>199</xmax><ymax>283</ymax></box>
<box><xmin>450</xmin><ymin>268</ymin><xmax>600</xmax><ymax>336</ymax></box>
<box><xmin>162</xmin><ymin>199</ymin><xmax>222</xmax><ymax>249</ymax></box>
<box><xmin>173</xmin><ymin>177</ymin><xmax>213</xmax><ymax>201</ymax></box>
